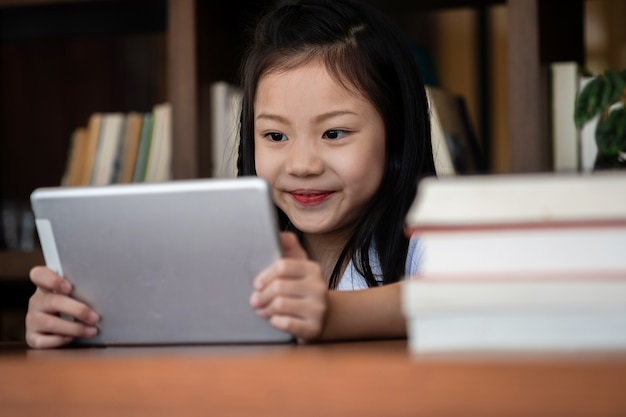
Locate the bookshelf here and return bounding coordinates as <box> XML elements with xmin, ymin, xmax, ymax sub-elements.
<box><xmin>368</xmin><ymin>0</ymin><xmax>586</xmax><ymax>173</ymax></box>
<box><xmin>0</xmin><ymin>0</ymin><xmax>592</xmax><ymax>343</ymax></box>
<box><xmin>0</xmin><ymin>0</ymin><xmax>273</xmax><ymax>343</ymax></box>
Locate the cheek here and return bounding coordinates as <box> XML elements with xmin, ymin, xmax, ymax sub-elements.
<box><xmin>347</xmin><ymin>142</ymin><xmax>386</xmax><ymax>190</ymax></box>
<box><xmin>254</xmin><ymin>145</ymin><xmax>287</xmax><ymax>195</ymax></box>
<box><xmin>254</xmin><ymin>145</ymin><xmax>273</xmax><ymax>181</ymax></box>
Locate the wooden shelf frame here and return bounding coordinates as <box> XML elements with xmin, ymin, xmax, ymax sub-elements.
<box><xmin>507</xmin><ymin>0</ymin><xmax>584</xmax><ymax>172</ymax></box>
<box><xmin>0</xmin><ymin>250</ymin><xmax>43</xmax><ymax>281</ymax></box>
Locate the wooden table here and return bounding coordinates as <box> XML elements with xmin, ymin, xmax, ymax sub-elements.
<box><xmin>1</xmin><ymin>340</ymin><xmax>626</xmax><ymax>417</ymax></box>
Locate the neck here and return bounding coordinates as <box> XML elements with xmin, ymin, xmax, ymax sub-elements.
<box><xmin>302</xmin><ymin>230</ymin><xmax>352</xmax><ymax>283</ymax></box>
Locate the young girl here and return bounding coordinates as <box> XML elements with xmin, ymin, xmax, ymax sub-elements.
<box><xmin>25</xmin><ymin>0</ymin><xmax>436</xmax><ymax>348</ymax></box>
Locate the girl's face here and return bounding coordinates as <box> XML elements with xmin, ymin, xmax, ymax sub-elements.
<box><xmin>254</xmin><ymin>61</ymin><xmax>386</xmax><ymax>237</ymax></box>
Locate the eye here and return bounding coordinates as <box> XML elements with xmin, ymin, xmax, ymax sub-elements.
<box><xmin>265</xmin><ymin>132</ymin><xmax>288</xmax><ymax>142</ymax></box>
<box><xmin>323</xmin><ymin>129</ymin><xmax>347</xmax><ymax>140</ymax></box>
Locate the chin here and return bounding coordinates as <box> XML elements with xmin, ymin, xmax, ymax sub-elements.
<box><xmin>291</xmin><ymin>217</ymin><xmax>354</xmax><ymax>237</ymax></box>
<box><xmin>291</xmin><ymin>223</ymin><xmax>327</xmax><ymax>234</ymax></box>
<box><xmin>289</xmin><ymin>217</ymin><xmax>331</xmax><ymax>234</ymax></box>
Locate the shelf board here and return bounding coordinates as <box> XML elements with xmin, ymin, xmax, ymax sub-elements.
<box><xmin>1</xmin><ymin>0</ymin><xmax>506</xmax><ymax>10</ymax></box>
<box><xmin>0</xmin><ymin>250</ymin><xmax>44</xmax><ymax>281</ymax></box>
<box><xmin>364</xmin><ymin>0</ymin><xmax>505</xmax><ymax>13</ymax></box>
<box><xmin>0</xmin><ymin>0</ymin><xmax>166</xmax><ymax>42</ymax></box>
<box><xmin>0</xmin><ymin>0</ymin><xmax>115</xmax><ymax>7</ymax></box>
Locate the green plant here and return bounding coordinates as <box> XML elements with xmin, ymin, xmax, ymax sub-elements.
<box><xmin>574</xmin><ymin>69</ymin><xmax>626</xmax><ymax>169</ymax></box>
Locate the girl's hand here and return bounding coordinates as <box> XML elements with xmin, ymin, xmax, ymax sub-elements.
<box><xmin>25</xmin><ymin>266</ymin><xmax>100</xmax><ymax>349</ymax></box>
<box><xmin>249</xmin><ymin>232</ymin><xmax>328</xmax><ymax>342</ymax></box>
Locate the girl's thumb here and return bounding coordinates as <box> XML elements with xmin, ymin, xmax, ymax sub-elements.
<box><xmin>279</xmin><ymin>232</ymin><xmax>308</xmax><ymax>260</ymax></box>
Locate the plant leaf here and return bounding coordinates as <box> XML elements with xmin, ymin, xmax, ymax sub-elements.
<box><xmin>605</xmin><ymin>70</ymin><xmax>626</xmax><ymax>105</ymax></box>
<box><xmin>576</xmin><ymin>70</ymin><xmax>626</xmax><ymax>128</ymax></box>
<box><xmin>595</xmin><ymin>107</ymin><xmax>626</xmax><ymax>155</ymax></box>
<box><xmin>575</xmin><ymin>76</ymin><xmax>605</xmax><ymax>127</ymax></box>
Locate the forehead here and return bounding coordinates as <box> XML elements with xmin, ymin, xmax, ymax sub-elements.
<box><xmin>258</xmin><ymin>57</ymin><xmax>365</xmax><ymax>98</ymax></box>
<box><xmin>255</xmin><ymin>61</ymin><xmax>370</xmax><ymax>112</ymax></box>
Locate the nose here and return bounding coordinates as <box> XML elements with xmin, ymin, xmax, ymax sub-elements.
<box><xmin>285</xmin><ymin>138</ymin><xmax>324</xmax><ymax>177</ymax></box>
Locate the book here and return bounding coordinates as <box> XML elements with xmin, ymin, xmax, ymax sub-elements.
<box><xmin>132</xmin><ymin>112</ymin><xmax>154</xmax><ymax>183</ymax></box>
<box><xmin>402</xmin><ymin>279</ymin><xmax>626</xmax><ymax>353</ymax></box>
<box><xmin>61</xmin><ymin>127</ymin><xmax>88</xmax><ymax>186</ymax></box>
<box><xmin>425</xmin><ymin>86</ymin><xmax>455</xmax><ymax>176</ymax></box>
<box><xmin>549</xmin><ymin>62</ymin><xmax>600</xmax><ymax>173</ymax></box>
<box><xmin>415</xmin><ymin>225</ymin><xmax>626</xmax><ymax>276</ymax></box>
<box><xmin>406</xmin><ymin>172</ymin><xmax>626</xmax><ymax>229</ymax></box>
<box><xmin>426</xmin><ymin>86</ymin><xmax>485</xmax><ymax>174</ymax></box>
<box><xmin>408</xmin><ymin>172</ymin><xmax>626</xmax><ymax>275</ymax></box>
<box><xmin>91</xmin><ymin>113</ymin><xmax>126</xmax><ymax>185</ymax></box>
<box><xmin>550</xmin><ymin>62</ymin><xmax>581</xmax><ymax>172</ymax></box>
<box><xmin>144</xmin><ymin>103</ymin><xmax>172</xmax><ymax>183</ymax></box>
<box><xmin>79</xmin><ymin>113</ymin><xmax>104</xmax><ymax>186</ymax></box>
<box><xmin>116</xmin><ymin>112</ymin><xmax>144</xmax><ymax>183</ymax></box>
<box><xmin>210</xmin><ymin>81</ymin><xmax>242</xmax><ymax>178</ymax></box>
<box><xmin>402</xmin><ymin>172</ymin><xmax>626</xmax><ymax>353</ymax></box>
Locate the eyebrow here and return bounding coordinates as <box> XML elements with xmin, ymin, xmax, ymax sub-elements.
<box><xmin>313</xmin><ymin>110</ymin><xmax>358</xmax><ymax>123</ymax></box>
<box><xmin>255</xmin><ymin>110</ymin><xmax>358</xmax><ymax>123</ymax></box>
<box><xmin>255</xmin><ymin>113</ymin><xmax>288</xmax><ymax>123</ymax></box>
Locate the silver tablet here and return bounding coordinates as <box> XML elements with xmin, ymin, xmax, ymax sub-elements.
<box><xmin>30</xmin><ymin>177</ymin><xmax>292</xmax><ymax>346</ymax></box>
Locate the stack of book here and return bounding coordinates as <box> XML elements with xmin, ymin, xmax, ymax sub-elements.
<box><xmin>402</xmin><ymin>172</ymin><xmax>626</xmax><ymax>353</ymax></box>
<box><xmin>61</xmin><ymin>103</ymin><xmax>172</xmax><ymax>186</ymax></box>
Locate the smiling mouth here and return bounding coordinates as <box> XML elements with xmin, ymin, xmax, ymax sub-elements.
<box><xmin>290</xmin><ymin>191</ymin><xmax>333</xmax><ymax>204</ymax></box>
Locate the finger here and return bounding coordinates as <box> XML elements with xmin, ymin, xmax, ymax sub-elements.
<box><xmin>29</xmin><ymin>290</ymin><xmax>99</xmax><ymax>325</ymax></box>
<box><xmin>280</xmin><ymin>232</ymin><xmax>308</xmax><ymax>260</ymax></box>
<box><xmin>29</xmin><ymin>266</ymin><xmax>71</xmax><ymax>294</ymax></box>
<box><xmin>26</xmin><ymin>310</ymin><xmax>98</xmax><ymax>341</ymax></box>
<box><xmin>260</xmin><ymin>293</ymin><xmax>326</xmax><ymax>319</ymax></box>
<box><xmin>250</xmin><ymin>278</ymin><xmax>301</xmax><ymax>308</ymax></box>
<box><xmin>269</xmin><ymin>314</ymin><xmax>323</xmax><ymax>341</ymax></box>
<box><xmin>253</xmin><ymin>234</ymin><xmax>310</xmax><ymax>291</ymax></box>
<box><xmin>254</xmin><ymin>257</ymin><xmax>321</xmax><ymax>291</ymax></box>
<box><xmin>253</xmin><ymin>264</ymin><xmax>275</xmax><ymax>292</ymax></box>
<box><xmin>26</xmin><ymin>333</ymin><xmax>74</xmax><ymax>350</ymax></box>
<box><xmin>251</xmin><ymin>275</ymin><xmax>318</xmax><ymax>308</ymax></box>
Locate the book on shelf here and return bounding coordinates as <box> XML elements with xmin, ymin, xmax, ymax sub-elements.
<box><xmin>425</xmin><ymin>86</ymin><xmax>485</xmax><ymax>175</ymax></box>
<box><xmin>90</xmin><ymin>112</ymin><xmax>126</xmax><ymax>186</ymax></box>
<box><xmin>550</xmin><ymin>62</ymin><xmax>598</xmax><ymax>172</ymax></box>
<box><xmin>425</xmin><ymin>87</ymin><xmax>455</xmax><ymax>176</ymax></box>
<box><xmin>550</xmin><ymin>62</ymin><xmax>580</xmax><ymax>172</ymax></box>
<box><xmin>60</xmin><ymin>104</ymin><xmax>170</xmax><ymax>187</ymax></box>
<box><xmin>115</xmin><ymin>111</ymin><xmax>144</xmax><ymax>184</ymax></box>
<box><xmin>402</xmin><ymin>172</ymin><xmax>626</xmax><ymax>354</ymax></box>
<box><xmin>61</xmin><ymin>127</ymin><xmax>88</xmax><ymax>187</ymax></box>
<box><xmin>132</xmin><ymin>112</ymin><xmax>154</xmax><ymax>183</ymax></box>
<box><xmin>79</xmin><ymin>112</ymin><xmax>104</xmax><ymax>186</ymax></box>
<box><xmin>144</xmin><ymin>103</ymin><xmax>172</xmax><ymax>183</ymax></box>
<box><xmin>210</xmin><ymin>81</ymin><xmax>242</xmax><ymax>178</ymax></box>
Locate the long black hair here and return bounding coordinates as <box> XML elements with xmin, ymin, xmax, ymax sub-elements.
<box><xmin>237</xmin><ymin>0</ymin><xmax>436</xmax><ymax>289</ymax></box>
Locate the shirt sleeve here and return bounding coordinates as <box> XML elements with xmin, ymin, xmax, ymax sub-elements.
<box><xmin>404</xmin><ymin>235</ymin><xmax>423</xmax><ymax>278</ymax></box>
<box><xmin>337</xmin><ymin>236</ymin><xmax>423</xmax><ymax>290</ymax></box>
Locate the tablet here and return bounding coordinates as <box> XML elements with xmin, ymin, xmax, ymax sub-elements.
<box><xmin>30</xmin><ymin>177</ymin><xmax>292</xmax><ymax>346</ymax></box>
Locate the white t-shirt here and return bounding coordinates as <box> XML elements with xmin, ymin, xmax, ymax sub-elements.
<box><xmin>336</xmin><ymin>237</ymin><xmax>422</xmax><ymax>291</ymax></box>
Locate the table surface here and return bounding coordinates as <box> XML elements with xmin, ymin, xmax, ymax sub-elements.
<box><xmin>1</xmin><ymin>339</ymin><xmax>626</xmax><ymax>417</ymax></box>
